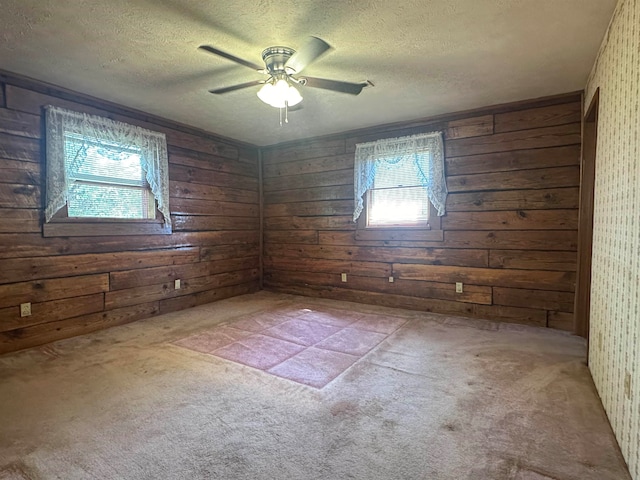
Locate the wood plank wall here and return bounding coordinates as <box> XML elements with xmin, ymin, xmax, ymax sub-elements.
<box><xmin>0</xmin><ymin>73</ymin><xmax>260</xmax><ymax>354</ymax></box>
<box><xmin>262</xmin><ymin>93</ymin><xmax>582</xmax><ymax>331</ymax></box>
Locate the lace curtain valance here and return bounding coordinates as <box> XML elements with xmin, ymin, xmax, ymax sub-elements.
<box><xmin>45</xmin><ymin>105</ymin><xmax>171</xmax><ymax>227</ymax></box>
<box><xmin>353</xmin><ymin>131</ymin><xmax>447</xmax><ymax>222</ymax></box>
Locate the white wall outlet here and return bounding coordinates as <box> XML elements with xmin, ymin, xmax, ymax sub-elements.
<box><xmin>20</xmin><ymin>302</ymin><xmax>31</xmax><ymax>317</ymax></box>
<box><xmin>174</xmin><ymin>279</ymin><xmax>181</xmax><ymax>289</ymax></box>
<box><xmin>389</xmin><ymin>276</ymin><xmax>394</xmax><ymax>283</ymax></box>
<box><xmin>455</xmin><ymin>282</ymin><xmax>464</xmax><ymax>293</ymax></box>
<box><xmin>341</xmin><ymin>273</ymin><xmax>347</xmax><ymax>282</ymax></box>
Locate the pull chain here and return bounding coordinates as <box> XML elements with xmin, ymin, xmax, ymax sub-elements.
<box><xmin>279</xmin><ymin>102</ymin><xmax>290</xmax><ymax>126</ymax></box>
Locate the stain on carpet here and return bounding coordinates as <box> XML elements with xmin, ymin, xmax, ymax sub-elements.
<box><xmin>174</xmin><ymin>306</ymin><xmax>407</xmax><ymax>388</ymax></box>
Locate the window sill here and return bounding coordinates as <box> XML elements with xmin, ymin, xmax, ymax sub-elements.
<box><xmin>355</xmin><ymin>227</ymin><xmax>443</xmax><ymax>242</ymax></box>
<box><xmin>43</xmin><ymin>221</ymin><xmax>172</xmax><ymax>237</ymax></box>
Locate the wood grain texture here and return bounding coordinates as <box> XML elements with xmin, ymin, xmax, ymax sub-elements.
<box><xmin>263</xmin><ymin>96</ymin><xmax>580</xmax><ymax>329</ymax></box>
<box><xmin>446</xmin><ymin>166</ymin><xmax>580</xmax><ymax>192</ymax></box>
<box><xmin>446</xmin><ymin>187</ymin><xmax>579</xmax><ymax>212</ymax></box>
<box><xmin>445</xmin><ymin>123</ymin><xmax>581</xmax><ymax>157</ymax></box>
<box><xmin>0</xmin><ymin>77</ymin><xmax>260</xmax><ymax>353</ymax></box>
<box><xmin>445</xmin><ymin>145</ymin><xmax>580</xmax><ymax>176</ymax></box>
<box><xmin>494</xmin><ymin>102</ymin><xmax>582</xmax><ymax>133</ymax></box>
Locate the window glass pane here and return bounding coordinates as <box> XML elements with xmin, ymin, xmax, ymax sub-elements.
<box><xmin>369</xmin><ymin>186</ymin><xmax>429</xmax><ymax>226</ymax></box>
<box><xmin>63</xmin><ymin>133</ymin><xmax>154</xmax><ymax>219</ymax></box>
<box><xmin>67</xmin><ymin>182</ymin><xmax>154</xmax><ymax>219</ymax></box>
<box><xmin>64</xmin><ymin>134</ymin><xmax>145</xmax><ymax>186</ymax></box>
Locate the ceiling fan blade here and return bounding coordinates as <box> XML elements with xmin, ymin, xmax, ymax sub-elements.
<box><xmin>198</xmin><ymin>45</ymin><xmax>263</xmax><ymax>71</ymax></box>
<box><xmin>300</xmin><ymin>77</ymin><xmax>369</xmax><ymax>95</ymax></box>
<box><xmin>285</xmin><ymin>36</ymin><xmax>332</xmax><ymax>74</ymax></box>
<box><xmin>209</xmin><ymin>80</ymin><xmax>264</xmax><ymax>94</ymax></box>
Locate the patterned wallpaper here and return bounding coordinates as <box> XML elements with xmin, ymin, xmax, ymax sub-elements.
<box><xmin>585</xmin><ymin>0</ymin><xmax>640</xmax><ymax>477</ymax></box>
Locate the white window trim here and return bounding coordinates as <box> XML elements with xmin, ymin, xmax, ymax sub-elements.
<box><xmin>44</xmin><ymin>105</ymin><xmax>171</xmax><ymax>229</ymax></box>
<box><xmin>353</xmin><ymin>131</ymin><xmax>447</xmax><ymax>224</ymax></box>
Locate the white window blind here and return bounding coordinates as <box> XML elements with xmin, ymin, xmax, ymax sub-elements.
<box><xmin>64</xmin><ymin>133</ymin><xmax>154</xmax><ymax>219</ymax></box>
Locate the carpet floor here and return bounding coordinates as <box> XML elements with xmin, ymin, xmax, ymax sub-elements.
<box><xmin>0</xmin><ymin>291</ymin><xmax>631</xmax><ymax>480</ymax></box>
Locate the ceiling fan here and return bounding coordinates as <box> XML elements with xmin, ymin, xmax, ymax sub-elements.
<box><xmin>198</xmin><ymin>36</ymin><xmax>371</xmax><ymax>123</ymax></box>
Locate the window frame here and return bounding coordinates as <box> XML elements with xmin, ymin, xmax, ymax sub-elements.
<box><xmin>353</xmin><ymin>131</ymin><xmax>446</xmax><ymax>242</ymax></box>
<box><xmin>43</xmin><ymin>106</ymin><xmax>172</xmax><ymax>237</ymax></box>
<box><xmin>355</xmin><ymin>191</ymin><xmax>443</xmax><ymax>241</ymax></box>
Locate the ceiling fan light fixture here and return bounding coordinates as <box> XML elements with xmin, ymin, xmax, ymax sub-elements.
<box><xmin>257</xmin><ymin>79</ymin><xmax>302</xmax><ymax>108</ymax></box>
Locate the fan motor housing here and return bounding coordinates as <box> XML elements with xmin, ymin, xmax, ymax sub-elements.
<box><xmin>262</xmin><ymin>46</ymin><xmax>295</xmax><ymax>75</ymax></box>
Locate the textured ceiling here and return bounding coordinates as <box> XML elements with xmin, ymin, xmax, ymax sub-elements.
<box><xmin>0</xmin><ymin>0</ymin><xmax>616</xmax><ymax>146</ymax></box>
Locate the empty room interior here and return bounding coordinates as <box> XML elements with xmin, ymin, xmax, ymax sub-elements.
<box><xmin>0</xmin><ymin>1</ymin><xmax>638</xmax><ymax>479</ymax></box>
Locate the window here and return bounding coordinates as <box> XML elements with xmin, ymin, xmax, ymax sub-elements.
<box><xmin>44</xmin><ymin>106</ymin><xmax>171</xmax><ymax>236</ymax></box>
<box><xmin>353</xmin><ymin>131</ymin><xmax>447</xmax><ymax>239</ymax></box>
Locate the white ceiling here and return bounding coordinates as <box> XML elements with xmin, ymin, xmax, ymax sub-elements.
<box><xmin>0</xmin><ymin>0</ymin><xmax>616</xmax><ymax>146</ymax></box>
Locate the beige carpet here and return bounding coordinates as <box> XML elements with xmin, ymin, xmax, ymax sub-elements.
<box><xmin>0</xmin><ymin>292</ymin><xmax>631</xmax><ymax>480</ymax></box>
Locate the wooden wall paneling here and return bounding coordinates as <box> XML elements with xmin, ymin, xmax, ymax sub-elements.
<box><xmin>169</xmin><ymin>198</ymin><xmax>258</xmax><ymax>217</ymax></box>
<box><xmin>264</xmin><ymin>256</ymin><xmax>392</xmax><ymax>278</ymax></box>
<box><xmin>159</xmin><ymin>281</ymin><xmax>260</xmax><ymax>315</ymax></box>
<box><xmin>547</xmin><ymin>311</ymin><xmax>574</xmax><ymax>331</ymax></box>
<box><xmin>393</xmin><ymin>264</ymin><xmax>575</xmax><ymax>292</ymax></box>
<box><xmin>110</xmin><ymin>257</ymin><xmax>259</xmax><ymax>290</ymax></box>
<box><xmin>199</xmin><ymin>243</ymin><xmax>260</xmax><ymax>262</ymax></box>
<box><xmin>169</xmin><ymin>164</ymin><xmax>257</xmax><ymax>190</ymax></box>
<box><xmin>0</xmin><ymin>183</ymin><xmax>40</xmax><ymax>208</ymax></box>
<box><xmin>265</xmin><ymin>215</ymin><xmax>355</xmax><ymax>231</ymax></box>
<box><xmin>0</xmin><ymin>74</ymin><xmax>260</xmax><ymax>353</ymax></box>
<box><xmin>445</xmin><ymin>187</ymin><xmax>579</xmax><ymax>212</ymax></box>
<box><xmin>264</xmin><ymin>200</ymin><xmax>354</xmax><ymax>217</ymax></box>
<box><xmin>0</xmin><ymin>274</ymin><xmax>109</xmax><ymax>309</ymax></box>
<box><xmin>0</xmin><ymin>293</ymin><xmax>105</xmax><ymax>333</ymax></box>
<box><xmin>0</xmin><ymin>208</ymin><xmax>41</xmax><ymax>233</ymax></box>
<box><xmin>444</xmin><ymin>115</ymin><xmax>494</xmax><ymax>139</ymax></box>
<box><xmin>494</xmin><ymin>102</ymin><xmax>582</xmax><ymax>133</ymax></box>
<box><xmin>262</xmin><ymin>94</ymin><xmax>581</xmax><ymax>330</ymax></box>
<box><xmin>263</xmin><ymin>153</ymin><xmax>354</xmax><ymax>178</ymax></box>
<box><xmin>0</xmin><ymin>108</ymin><xmax>41</xmax><ymax>138</ymax></box>
<box><xmin>263</xmin><ymin>168</ymin><xmax>353</xmax><ymax>191</ymax></box>
<box><xmin>264</xmin><ymin>230</ymin><xmax>319</xmax><ymax>245</ymax></box>
<box><xmin>265</xmin><ymin>244</ymin><xmax>489</xmax><ymax>268</ymax></box>
<box><xmin>493</xmin><ymin>287</ymin><xmax>574</xmax><ymax>312</ymax></box>
<box><xmin>169</xmin><ymin>181</ymin><xmax>258</xmax><ymax>204</ymax></box>
<box><xmin>105</xmin><ymin>268</ymin><xmax>259</xmax><ymax>309</ymax></box>
<box><xmin>0</xmin><ymin>302</ymin><xmax>160</xmax><ymax>355</ymax></box>
<box><xmin>4</xmin><ymin>85</ymin><xmax>240</xmax><ymax>159</ymax></box>
<box><xmin>262</xmin><ymin>138</ymin><xmax>346</xmax><ymax>164</ymax></box>
<box><xmin>265</xmin><ymin>185</ymin><xmax>353</xmax><ymax>204</ymax></box>
<box><xmin>442</xmin><ymin>230</ymin><xmax>578</xmax><ymax>251</ymax></box>
<box><xmin>489</xmin><ymin>249</ymin><xmax>577</xmax><ymax>271</ymax></box>
<box><xmin>445</xmin><ymin>145</ymin><xmax>580</xmax><ymax>176</ymax></box>
<box><xmin>265</xmin><ymin>270</ymin><xmax>492</xmax><ymax>305</ymax></box>
<box><xmin>0</xmin><ymin>158</ymin><xmax>40</xmax><ymax>185</ymax></box>
<box><xmin>446</xmin><ymin>166</ymin><xmax>580</xmax><ymax>192</ymax></box>
<box><xmin>442</xmin><ymin>209</ymin><xmax>578</xmax><ymax>231</ymax></box>
<box><xmin>0</xmin><ymin>248</ymin><xmax>200</xmax><ymax>284</ymax></box>
<box><xmin>445</xmin><ymin>123</ymin><xmax>581</xmax><ymax>157</ymax></box>
<box><xmin>0</xmin><ymin>132</ymin><xmax>40</xmax><ymax>162</ymax></box>
<box><xmin>172</xmin><ymin>215</ymin><xmax>259</xmax><ymax>231</ymax></box>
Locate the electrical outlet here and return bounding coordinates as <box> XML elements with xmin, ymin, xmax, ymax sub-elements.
<box><xmin>389</xmin><ymin>276</ymin><xmax>394</xmax><ymax>283</ymax></box>
<box><xmin>20</xmin><ymin>302</ymin><xmax>31</xmax><ymax>317</ymax></box>
<box><xmin>455</xmin><ymin>282</ymin><xmax>463</xmax><ymax>293</ymax></box>
<box><xmin>174</xmin><ymin>279</ymin><xmax>181</xmax><ymax>289</ymax></box>
<box><xmin>624</xmin><ymin>371</ymin><xmax>632</xmax><ymax>400</ymax></box>
<box><xmin>341</xmin><ymin>273</ymin><xmax>347</xmax><ymax>282</ymax></box>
